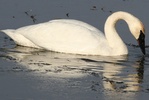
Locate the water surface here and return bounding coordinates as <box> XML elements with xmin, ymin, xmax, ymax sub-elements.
<box><xmin>0</xmin><ymin>41</ymin><xmax>149</xmax><ymax>100</ymax></box>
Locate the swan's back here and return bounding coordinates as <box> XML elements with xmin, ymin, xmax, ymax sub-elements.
<box><xmin>12</xmin><ymin>19</ymin><xmax>109</xmax><ymax>55</ymax></box>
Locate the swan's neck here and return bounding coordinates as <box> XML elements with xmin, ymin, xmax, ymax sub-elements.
<box><xmin>104</xmin><ymin>12</ymin><xmax>136</xmax><ymax>55</ymax></box>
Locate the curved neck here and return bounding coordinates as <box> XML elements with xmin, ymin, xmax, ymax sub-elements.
<box><xmin>104</xmin><ymin>11</ymin><xmax>136</xmax><ymax>55</ymax></box>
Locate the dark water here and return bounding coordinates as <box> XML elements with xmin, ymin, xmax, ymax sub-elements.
<box><xmin>0</xmin><ymin>38</ymin><xmax>149</xmax><ymax>100</ymax></box>
<box><xmin>0</xmin><ymin>0</ymin><xmax>149</xmax><ymax>100</ymax></box>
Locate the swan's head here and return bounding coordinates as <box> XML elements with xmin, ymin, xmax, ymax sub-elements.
<box><xmin>105</xmin><ymin>11</ymin><xmax>145</xmax><ymax>55</ymax></box>
<box><xmin>129</xmin><ymin>20</ymin><xmax>145</xmax><ymax>55</ymax></box>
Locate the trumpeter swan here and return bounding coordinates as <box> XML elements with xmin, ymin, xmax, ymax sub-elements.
<box><xmin>1</xmin><ymin>11</ymin><xmax>145</xmax><ymax>56</ymax></box>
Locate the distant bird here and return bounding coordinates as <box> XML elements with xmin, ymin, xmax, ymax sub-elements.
<box><xmin>66</xmin><ymin>13</ymin><xmax>69</xmax><ymax>17</ymax></box>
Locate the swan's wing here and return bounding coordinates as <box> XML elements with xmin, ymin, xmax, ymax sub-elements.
<box><xmin>17</xmin><ymin>19</ymin><xmax>108</xmax><ymax>55</ymax></box>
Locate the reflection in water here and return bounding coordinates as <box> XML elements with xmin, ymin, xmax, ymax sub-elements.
<box><xmin>135</xmin><ymin>57</ymin><xmax>144</xmax><ymax>83</ymax></box>
<box><xmin>102</xmin><ymin>56</ymin><xmax>144</xmax><ymax>92</ymax></box>
<box><xmin>0</xmin><ymin>46</ymin><xmax>146</xmax><ymax>99</ymax></box>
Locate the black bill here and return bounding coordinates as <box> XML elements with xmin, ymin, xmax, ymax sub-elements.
<box><xmin>137</xmin><ymin>30</ymin><xmax>145</xmax><ymax>55</ymax></box>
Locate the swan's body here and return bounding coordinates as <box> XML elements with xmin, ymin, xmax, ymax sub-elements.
<box><xmin>1</xmin><ymin>11</ymin><xmax>145</xmax><ymax>56</ymax></box>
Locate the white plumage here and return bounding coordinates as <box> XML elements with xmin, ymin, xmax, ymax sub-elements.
<box><xmin>1</xmin><ymin>11</ymin><xmax>145</xmax><ymax>56</ymax></box>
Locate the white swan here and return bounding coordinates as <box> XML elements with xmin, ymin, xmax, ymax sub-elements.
<box><xmin>1</xmin><ymin>11</ymin><xmax>145</xmax><ymax>56</ymax></box>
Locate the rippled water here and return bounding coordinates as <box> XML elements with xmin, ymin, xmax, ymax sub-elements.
<box><xmin>0</xmin><ymin>36</ymin><xmax>149</xmax><ymax>100</ymax></box>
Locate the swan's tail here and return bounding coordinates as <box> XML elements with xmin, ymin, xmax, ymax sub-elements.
<box><xmin>1</xmin><ymin>29</ymin><xmax>18</xmax><ymax>44</ymax></box>
<box><xmin>1</xmin><ymin>29</ymin><xmax>41</xmax><ymax>48</ymax></box>
<box><xmin>1</xmin><ymin>29</ymin><xmax>15</xmax><ymax>38</ymax></box>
